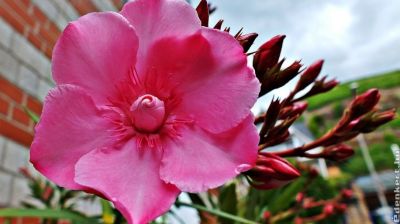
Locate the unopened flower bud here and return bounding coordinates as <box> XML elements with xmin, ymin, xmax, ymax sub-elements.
<box><xmin>323</xmin><ymin>204</ymin><xmax>335</xmax><ymax>216</ymax></box>
<box><xmin>253</xmin><ymin>35</ymin><xmax>285</xmax><ymax>79</ymax></box>
<box><xmin>335</xmin><ymin>203</ymin><xmax>347</xmax><ymax>213</ymax></box>
<box><xmin>237</xmin><ymin>33</ymin><xmax>258</xmax><ymax>52</ymax></box>
<box><xmin>340</xmin><ymin>189</ymin><xmax>353</xmax><ymax>199</ymax></box>
<box><xmin>196</xmin><ymin>0</ymin><xmax>209</xmax><ymax>27</ymax></box>
<box><xmin>246</xmin><ymin>153</ymin><xmax>300</xmax><ymax>189</ymax></box>
<box><xmin>213</xmin><ymin>19</ymin><xmax>223</xmax><ymax>30</ymax></box>
<box><xmin>42</xmin><ymin>186</ymin><xmax>53</xmax><ymax>201</ymax></box>
<box><xmin>369</xmin><ymin>109</ymin><xmax>396</xmax><ymax>129</ymax></box>
<box><xmin>296</xmin><ymin>60</ymin><xmax>324</xmax><ymax>91</ymax></box>
<box><xmin>279</xmin><ymin>102</ymin><xmax>308</xmax><ymax>120</ymax></box>
<box><xmin>323</xmin><ymin>144</ymin><xmax>354</xmax><ymax>161</ymax></box>
<box><xmin>349</xmin><ymin>89</ymin><xmax>380</xmax><ymax>119</ymax></box>
<box><xmin>296</xmin><ymin>192</ymin><xmax>305</xmax><ymax>203</ymax></box>
<box><xmin>263</xmin><ymin>211</ymin><xmax>271</xmax><ymax>220</ymax></box>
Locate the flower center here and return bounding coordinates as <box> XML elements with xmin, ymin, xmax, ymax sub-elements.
<box><xmin>130</xmin><ymin>94</ymin><xmax>165</xmax><ymax>133</ymax></box>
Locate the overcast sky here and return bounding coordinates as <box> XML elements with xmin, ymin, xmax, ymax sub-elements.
<box><xmin>206</xmin><ymin>0</ymin><xmax>400</xmax><ymax>82</ymax></box>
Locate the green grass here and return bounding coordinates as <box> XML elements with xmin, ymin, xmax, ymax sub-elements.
<box><xmin>307</xmin><ymin>70</ymin><xmax>400</xmax><ymax>110</ymax></box>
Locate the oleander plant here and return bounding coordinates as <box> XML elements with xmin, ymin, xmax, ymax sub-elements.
<box><xmin>0</xmin><ymin>0</ymin><xmax>396</xmax><ymax>224</ymax></box>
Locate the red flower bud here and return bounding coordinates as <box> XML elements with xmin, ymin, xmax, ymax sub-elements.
<box><xmin>279</xmin><ymin>102</ymin><xmax>308</xmax><ymax>120</ymax></box>
<box><xmin>322</xmin><ymin>144</ymin><xmax>354</xmax><ymax>161</ymax></box>
<box><xmin>335</xmin><ymin>203</ymin><xmax>347</xmax><ymax>213</ymax></box>
<box><xmin>237</xmin><ymin>33</ymin><xmax>258</xmax><ymax>52</ymax></box>
<box><xmin>253</xmin><ymin>35</ymin><xmax>285</xmax><ymax>79</ymax></box>
<box><xmin>196</xmin><ymin>0</ymin><xmax>209</xmax><ymax>27</ymax></box>
<box><xmin>340</xmin><ymin>189</ymin><xmax>353</xmax><ymax>199</ymax></box>
<box><xmin>259</xmin><ymin>60</ymin><xmax>301</xmax><ymax>96</ymax></box>
<box><xmin>263</xmin><ymin>211</ymin><xmax>271</xmax><ymax>220</ymax></box>
<box><xmin>323</xmin><ymin>204</ymin><xmax>335</xmax><ymax>216</ymax></box>
<box><xmin>260</xmin><ymin>98</ymin><xmax>281</xmax><ymax>138</ymax></box>
<box><xmin>213</xmin><ymin>19</ymin><xmax>224</xmax><ymax>30</ymax></box>
<box><xmin>369</xmin><ymin>109</ymin><xmax>396</xmax><ymax>128</ymax></box>
<box><xmin>42</xmin><ymin>186</ymin><xmax>54</xmax><ymax>201</ymax></box>
<box><xmin>296</xmin><ymin>192</ymin><xmax>305</xmax><ymax>203</ymax></box>
<box><xmin>246</xmin><ymin>153</ymin><xmax>300</xmax><ymax>189</ymax></box>
<box><xmin>349</xmin><ymin>89</ymin><xmax>380</xmax><ymax>119</ymax></box>
<box><xmin>19</xmin><ymin>167</ymin><xmax>34</xmax><ymax>180</ymax></box>
<box><xmin>296</xmin><ymin>60</ymin><xmax>324</xmax><ymax>91</ymax></box>
<box><xmin>295</xmin><ymin>76</ymin><xmax>339</xmax><ymax>101</ymax></box>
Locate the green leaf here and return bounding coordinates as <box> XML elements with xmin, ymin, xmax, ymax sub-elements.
<box><xmin>23</xmin><ymin>107</ymin><xmax>40</xmax><ymax>123</ymax></box>
<box><xmin>219</xmin><ymin>183</ymin><xmax>238</xmax><ymax>224</ymax></box>
<box><xmin>0</xmin><ymin>208</ymin><xmax>98</xmax><ymax>224</ymax></box>
<box><xmin>100</xmin><ymin>199</ymin><xmax>115</xmax><ymax>224</ymax></box>
<box><xmin>268</xmin><ymin>178</ymin><xmax>306</xmax><ymax>214</ymax></box>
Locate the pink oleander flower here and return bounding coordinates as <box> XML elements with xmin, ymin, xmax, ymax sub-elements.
<box><xmin>30</xmin><ymin>0</ymin><xmax>260</xmax><ymax>223</ymax></box>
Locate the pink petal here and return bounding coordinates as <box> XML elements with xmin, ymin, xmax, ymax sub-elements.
<box><xmin>160</xmin><ymin>115</ymin><xmax>259</xmax><ymax>192</ymax></box>
<box><xmin>30</xmin><ymin>85</ymin><xmax>115</xmax><ymax>189</ymax></box>
<box><xmin>52</xmin><ymin>12</ymin><xmax>138</xmax><ymax>104</ymax></box>
<box><xmin>120</xmin><ymin>0</ymin><xmax>200</xmax><ymax>73</ymax></box>
<box><xmin>144</xmin><ymin>29</ymin><xmax>260</xmax><ymax>133</ymax></box>
<box><xmin>75</xmin><ymin>140</ymin><xmax>180</xmax><ymax>224</ymax></box>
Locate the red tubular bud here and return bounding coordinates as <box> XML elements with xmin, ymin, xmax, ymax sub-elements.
<box><xmin>349</xmin><ymin>89</ymin><xmax>380</xmax><ymax>119</ymax></box>
<box><xmin>19</xmin><ymin>167</ymin><xmax>34</xmax><ymax>180</ymax></box>
<box><xmin>196</xmin><ymin>0</ymin><xmax>209</xmax><ymax>27</ymax></box>
<box><xmin>260</xmin><ymin>98</ymin><xmax>281</xmax><ymax>138</ymax></box>
<box><xmin>295</xmin><ymin>76</ymin><xmax>339</xmax><ymax>102</ymax></box>
<box><xmin>253</xmin><ymin>35</ymin><xmax>285</xmax><ymax>79</ymax></box>
<box><xmin>296</xmin><ymin>60</ymin><xmax>324</xmax><ymax>91</ymax></box>
<box><xmin>263</xmin><ymin>211</ymin><xmax>271</xmax><ymax>220</ymax></box>
<box><xmin>369</xmin><ymin>109</ymin><xmax>396</xmax><ymax>128</ymax></box>
<box><xmin>296</xmin><ymin>192</ymin><xmax>305</xmax><ymax>203</ymax></box>
<box><xmin>260</xmin><ymin>61</ymin><xmax>302</xmax><ymax>96</ymax></box>
<box><xmin>335</xmin><ymin>203</ymin><xmax>347</xmax><ymax>213</ymax></box>
<box><xmin>42</xmin><ymin>186</ymin><xmax>54</xmax><ymax>201</ymax></box>
<box><xmin>341</xmin><ymin>189</ymin><xmax>353</xmax><ymax>199</ymax></box>
<box><xmin>323</xmin><ymin>204</ymin><xmax>335</xmax><ymax>216</ymax></box>
<box><xmin>279</xmin><ymin>102</ymin><xmax>308</xmax><ymax>120</ymax></box>
<box><xmin>246</xmin><ymin>153</ymin><xmax>300</xmax><ymax>190</ymax></box>
<box><xmin>322</xmin><ymin>144</ymin><xmax>354</xmax><ymax>161</ymax></box>
<box><xmin>237</xmin><ymin>33</ymin><xmax>258</xmax><ymax>53</ymax></box>
<box><xmin>213</xmin><ymin>19</ymin><xmax>223</xmax><ymax>30</ymax></box>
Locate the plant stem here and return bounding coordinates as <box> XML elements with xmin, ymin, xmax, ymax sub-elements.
<box><xmin>176</xmin><ymin>202</ymin><xmax>259</xmax><ymax>224</ymax></box>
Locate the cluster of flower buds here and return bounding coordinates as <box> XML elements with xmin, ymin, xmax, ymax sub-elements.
<box><xmin>242</xmin><ymin>31</ymin><xmax>396</xmax><ymax>190</ymax></box>
<box><xmin>292</xmin><ymin>188</ymin><xmax>352</xmax><ymax>224</ymax></box>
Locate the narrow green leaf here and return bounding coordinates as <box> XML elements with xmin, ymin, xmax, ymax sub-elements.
<box><xmin>23</xmin><ymin>107</ymin><xmax>40</xmax><ymax>123</ymax></box>
<box><xmin>268</xmin><ymin>178</ymin><xmax>306</xmax><ymax>214</ymax></box>
<box><xmin>100</xmin><ymin>199</ymin><xmax>115</xmax><ymax>224</ymax></box>
<box><xmin>0</xmin><ymin>208</ymin><xmax>98</xmax><ymax>224</ymax></box>
<box><xmin>219</xmin><ymin>183</ymin><xmax>238</xmax><ymax>224</ymax></box>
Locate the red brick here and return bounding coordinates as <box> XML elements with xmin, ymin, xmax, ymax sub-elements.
<box><xmin>0</xmin><ymin>3</ymin><xmax>26</xmax><ymax>33</ymax></box>
<box><xmin>0</xmin><ymin>118</ymin><xmax>34</xmax><ymax>147</ymax></box>
<box><xmin>44</xmin><ymin>45</ymin><xmax>53</xmax><ymax>58</ymax></box>
<box><xmin>12</xmin><ymin>106</ymin><xmax>31</xmax><ymax>126</ymax></box>
<box><xmin>26</xmin><ymin>96</ymin><xmax>42</xmax><ymax>115</ymax></box>
<box><xmin>69</xmin><ymin>0</ymin><xmax>98</xmax><ymax>15</ymax></box>
<box><xmin>39</xmin><ymin>26</ymin><xmax>58</xmax><ymax>47</ymax></box>
<box><xmin>0</xmin><ymin>97</ymin><xmax>10</xmax><ymax>115</ymax></box>
<box><xmin>32</xmin><ymin>7</ymin><xmax>47</xmax><ymax>24</ymax></box>
<box><xmin>27</xmin><ymin>32</ymin><xmax>43</xmax><ymax>50</ymax></box>
<box><xmin>4</xmin><ymin>0</ymin><xmax>36</xmax><ymax>27</ymax></box>
<box><xmin>0</xmin><ymin>77</ymin><xmax>24</xmax><ymax>103</ymax></box>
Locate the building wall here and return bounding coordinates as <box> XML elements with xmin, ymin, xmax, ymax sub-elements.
<box><xmin>0</xmin><ymin>0</ymin><xmax>122</xmax><ymax>220</ymax></box>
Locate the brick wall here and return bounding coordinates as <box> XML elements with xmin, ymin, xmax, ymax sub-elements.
<box><xmin>0</xmin><ymin>0</ymin><xmax>122</xmax><ymax>222</ymax></box>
